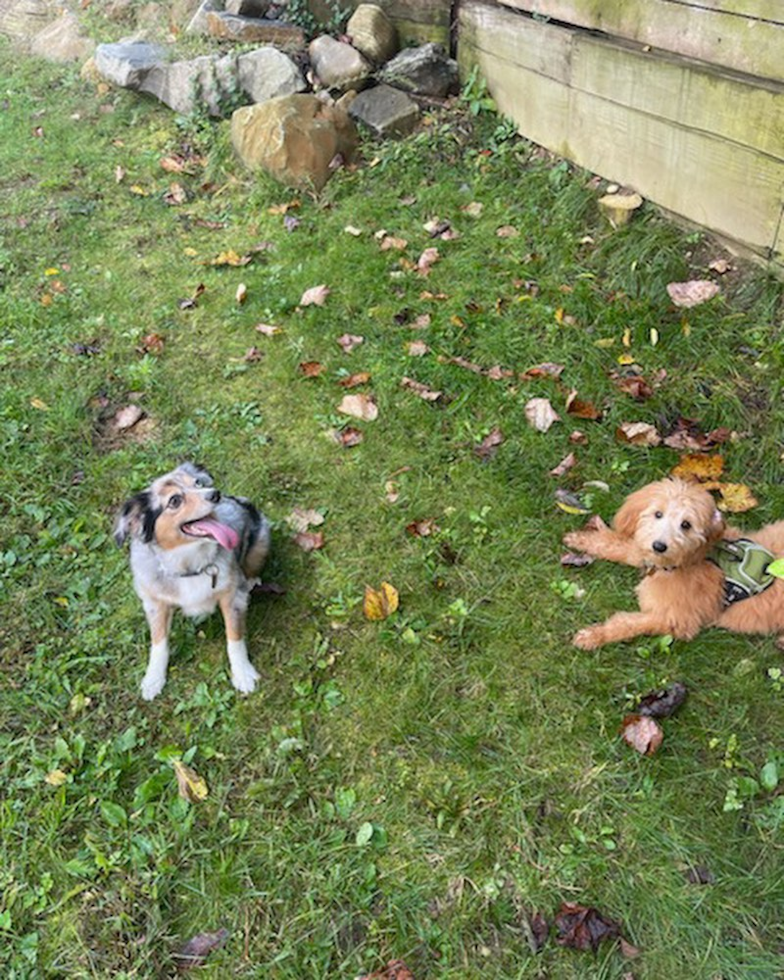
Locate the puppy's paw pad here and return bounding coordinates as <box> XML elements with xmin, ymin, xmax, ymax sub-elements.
<box><xmin>141</xmin><ymin>674</ymin><xmax>166</xmax><ymax>700</ymax></box>
<box><xmin>573</xmin><ymin>628</ymin><xmax>602</xmax><ymax>650</ymax></box>
<box><xmin>231</xmin><ymin>663</ymin><xmax>260</xmax><ymax>695</ymax></box>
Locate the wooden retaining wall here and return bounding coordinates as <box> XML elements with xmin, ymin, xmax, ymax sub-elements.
<box><xmin>457</xmin><ymin>0</ymin><xmax>784</xmax><ymax>265</ymax></box>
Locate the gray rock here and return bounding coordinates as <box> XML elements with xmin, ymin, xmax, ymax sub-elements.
<box><xmin>348</xmin><ymin>83</ymin><xmax>419</xmax><ymax>138</ymax></box>
<box><xmin>95</xmin><ymin>41</ymin><xmax>168</xmax><ymax>89</ymax></box>
<box><xmin>185</xmin><ymin>0</ymin><xmax>219</xmax><ymax>35</ymax></box>
<box><xmin>206</xmin><ymin>10</ymin><xmax>303</xmax><ymax>47</ymax></box>
<box><xmin>231</xmin><ymin>93</ymin><xmax>358</xmax><ymax>191</ymax></box>
<box><xmin>0</xmin><ymin>0</ymin><xmax>53</xmax><ymax>46</ymax></box>
<box><xmin>225</xmin><ymin>0</ymin><xmax>268</xmax><ymax>16</ymax></box>
<box><xmin>379</xmin><ymin>42</ymin><xmax>459</xmax><ymax>98</ymax></box>
<box><xmin>346</xmin><ymin>4</ymin><xmax>397</xmax><ymax>66</ymax></box>
<box><xmin>308</xmin><ymin>34</ymin><xmax>370</xmax><ymax>93</ymax></box>
<box><xmin>30</xmin><ymin>10</ymin><xmax>94</xmax><ymax>62</ymax></box>
<box><xmin>139</xmin><ymin>53</ymin><xmax>238</xmax><ymax>115</ymax></box>
<box><xmin>237</xmin><ymin>46</ymin><xmax>306</xmax><ymax>103</ymax></box>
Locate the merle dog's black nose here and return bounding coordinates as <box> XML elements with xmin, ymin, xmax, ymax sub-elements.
<box><xmin>208</xmin><ymin>489</ymin><xmax>221</xmax><ymax>503</ymax></box>
<box><xmin>652</xmin><ymin>540</ymin><xmax>668</xmax><ymax>553</ymax></box>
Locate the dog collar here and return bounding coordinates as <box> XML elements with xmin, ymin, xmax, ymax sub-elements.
<box><xmin>178</xmin><ymin>562</ymin><xmax>220</xmax><ymax>589</ymax></box>
<box><xmin>708</xmin><ymin>538</ymin><xmax>775</xmax><ymax>606</ymax></box>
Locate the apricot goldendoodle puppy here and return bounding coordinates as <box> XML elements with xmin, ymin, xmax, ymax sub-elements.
<box><xmin>563</xmin><ymin>477</ymin><xmax>784</xmax><ymax>650</ymax></box>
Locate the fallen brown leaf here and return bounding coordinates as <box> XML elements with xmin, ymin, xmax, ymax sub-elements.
<box><xmin>565</xmin><ymin>389</ymin><xmax>602</xmax><ymax>420</ymax></box>
<box><xmin>637</xmin><ymin>682</ymin><xmax>688</xmax><ymax>718</ymax></box>
<box><xmin>364</xmin><ymin>582</ymin><xmax>399</xmax><ymax>620</ymax></box>
<box><xmin>338</xmin><ymin>393</ymin><xmax>378</xmax><ymax>421</ymax></box>
<box><xmin>293</xmin><ymin>530</ymin><xmax>325</xmax><ymax>551</ymax></box>
<box><xmin>300</xmin><ymin>284</ymin><xmax>330</xmax><ymax>307</ymax></box>
<box><xmin>525</xmin><ymin>397</ymin><xmax>560</xmax><ymax>432</ymax></box>
<box><xmin>299</xmin><ymin>361</ymin><xmax>325</xmax><ymax>378</ymax></box>
<box><xmin>174</xmin><ymin>928</ymin><xmax>230</xmax><ymax>972</ymax></box>
<box><xmin>379</xmin><ymin>235</ymin><xmax>408</xmax><ymax>251</ymax></box>
<box><xmin>358</xmin><ymin>960</ymin><xmax>415</xmax><ymax>980</ymax></box>
<box><xmin>137</xmin><ymin>333</ymin><xmax>165</xmax><ymax>355</ymax></box>
<box><xmin>242</xmin><ymin>346</ymin><xmax>264</xmax><ymax>362</ymax></box>
<box><xmin>113</xmin><ymin>405</ymin><xmax>145</xmax><ymax>431</ymax></box>
<box><xmin>400</xmin><ymin>376</ymin><xmax>442</xmax><ymax>402</ymax></box>
<box><xmin>334</xmin><ymin>426</ymin><xmax>363</xmax><ymax>447</ymax></box>
<box><xmin>406</xmin><ymin>518</ymin><xmax>440</xmax><ymax>537</ymax></box>
<box><xmin>549</xmin><ymin>452</ymin><xmax>577</xmax><ymax>477</ymax></box>
<box><xmin>662</xmin><ymin>418</ymin><xmax>731</xmax><ymax>452</ymax></box>
<box><xmin>714</xmin><ymin>482</ymin><xmax>757</xmax><ymax>513</ymax></box>
<box><xmin>621</xmin><ymin>715</ymin><xmax>664</xmax><ymax>755</ymax></box>
<box><xmin>235</xmin><ymin>282</ymin><xmax>248</xmax><ymax>304</ymax></box>
<box><xmin>520</xmin><ymin>362</ymin><xmax>565</xmax><ymax>381</ymax></box>
<box><xmin>615</xmin><ymin>421</ymin><xmax>661</xmax><ymax>447</ymax></box>
<box><xmin>666</xmin><ymin>279</ymin><xmax>720</xmax><ymax>308</ymax></box>
<box><xmin>474</xmin><ymin>427</ymin><xmax>504</xmax><ymax>462</ymax></box>
<box><xmin>670</xmin><ymin>454</ymin><xmax>724</xmax><ymax>482</ymax></box>
<box><xmin>255</xmin><ymin>323</ymin><xmax>280</xmax><ymax>336</ymax></box>
<box><xmin>286</xmin><ymin>508</ymin><xmax>325</xmax><ymax>533</ymax></box>
<box><xmin>406</xmin><ymin>340</ymin><xmax>430</xmax><ymax>356</ymax></box>
<box><xmin>338</xmin><ymin>372</ymin><xmax>371</xmax><ymax>388</ymax></box>
<box><xmin>336</xmin><ymin>333</ymin><xmax>363</xmax><ymax>353</ymax></box>
<box><xmin>554</xmin><ymin>902</ymin><xmax>622</xmax><ymax>952</ymax></box>
<box><xmin>172</xmin><ymin>760</ymin><xmax>208</xmax><ymax>803</ymax></box>
<box><xmin>416</xmin><ymin>247</ymin><xmax>440</xmax><ymax>276</ymax></box>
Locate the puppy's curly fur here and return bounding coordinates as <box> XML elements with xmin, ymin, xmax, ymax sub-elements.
<box><xmin>564</xmin><ymin>477</ymin><xmax>784</xmax><ymax>649</ymax></box>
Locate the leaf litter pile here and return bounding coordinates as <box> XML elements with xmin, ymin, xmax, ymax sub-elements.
<box><xmin>3</xmin><ymin>55</ymin><xmax>784</xmax><ymax>980</ymax></box>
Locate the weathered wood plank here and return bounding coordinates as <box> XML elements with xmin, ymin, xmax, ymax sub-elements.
<box><xmin>497</xmin><ymin>0</ymin><xmax>784</xmax><ymax>82</ymax></box>
<box><xmin>459</xmin><ymin>0</ymin><xmax>784</xmax><ymax>262</ymax></box>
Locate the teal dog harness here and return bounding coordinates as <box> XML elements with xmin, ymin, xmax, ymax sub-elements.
<box><xmin>709</xmin><ymin>539</ymin><xmax>776</xmax><ymax>606</ymax></box>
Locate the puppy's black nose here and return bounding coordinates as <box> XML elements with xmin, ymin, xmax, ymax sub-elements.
<box><xmin>652</xmin><ymin>540</ymin><xmax>668</xmax><ymax>554</ymax></box>
<box><xmin>208</xmin><ymin>489</ymin><xmax>221</xmax><ymax>503</ymax></box>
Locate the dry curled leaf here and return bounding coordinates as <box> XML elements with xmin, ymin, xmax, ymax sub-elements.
<box><xmin>113</xmin><ymin>404</ymin><xmax>145</xmax><ymax>431</ymax></box>
<box><xmin>379</xmin><ymin>235</ymin><xmax>408</xmax><ymax>251</ymax></box>
<box><xmin>525</xmin><ymin>397</ymin><xmax>560</xmax><ymax>432</ymax></box>
<box><xmin>172</xmin><ymin>759</ymin><xmax>209</xmax><ymax>803</ymax></box>
<box><xmin>358</xmin><ymin>960</ymin><xmax>415</xmax><ymax>980</ymax></box>
<box><xmin>662</xmin><ymin>418</ymin><xmax>731</xmax><ymax>452</ymax></box>
<box><xmin>615</xmin><ymin>422</ymin><xmax>661</xmax><ymax>447</ymax></box>
<box><xmin>565</xmin><ymin>390</ymin><xmax>602</xmax><ymax>420</ymax></box>
<box><xmin>137</xmin><ymin>333</ymin><xmax>165</xmax><ymax>355</ymax></box>
<box><xmin>338</xmin><ymin>393</ymin><xmax>378</xmax><ymax>421</ymax></box>
<box><xmin>286</xmin><ymin>508</ymin><xmax>325</xmax><ymax>533</ymax></box>
<box><xmin>300</xmin><ymin>284</ymin><xmax>330</xmax><ymax>307</ymax></box>
<box><xmin>474</xmin><ymin>427</ymin><xmax>504</xmax><ymax>462</ymax></box>
<box><xmin>666</xmin><ymin>279</ymin><xmax>720</xmax><ymax>308</ymax></box>
<box><xmin>400</xmin><ymin>376</ymin><xmax>442</xmax><ymax>402</ymax></box>
<box><xmin>554</xmin><ymin>902</ymin><xmax>622</xmax><ymax>952</ymax></box>
<box><xmin>334</xmin><ymin>426</ymin><xmax>363</xmax><ymax>447</ymax></box>
<box><xmin>549</xmin><ymin>452</ymin><xmax>577</xmax><ymax>477</ymax></box>
<box><xmin>363</xmin><ymin>582</ymin><xmax>399</xmax><ymax>620</ymax></box>
<box><xmin>235</xmin><ymin>282</ymin><xmax>248</xmax><ymax>304</ymax></box>
<box><xmin>496</xmin><ymin>224</ymin><xmax>520</xmax><ymax>238</ymax></box>
<box><xmin>207</xmin><ymin>249</ymin><xmax>251</xmax><ymax>267</ymax></box>
<box><xmin>293</xmin><ymin>530</ymin><xmax>325</xmax><ymax>551</ymax></box>
<box><xmin>174</xmin><ymin>928</ymin><xmax>230</xmax><ymax>972</ymax></box>
<box><xmin>299</xmin><ymin>361</ymin><xmax>325</xmax><ymax>378</ymax></box>
<box><xmin>406</xmin><ymin>518</ymin><xmax>439</xmax><ymax>537</ymax></box>
<box><xmin>637</xmin><ymin>682</ymin><xmax>688</xmax><ymax>718</ymax></box>
<box><xmin>406</xmin><ymin>340</ymin><xmax>430</xmax><ymax>357</ymax></box>
<box><xmin>255</xmin><ymin>323</ymin><xmax>280</xmax><ymax>336</ymax></box>
<box><xmin>336</xmin><ymin>333</ymin><xmax>364</xmax><ymax>353</ymax></box>
<box><xmin>416</xmin><ymin>247</ymin><xmax>440</xmax><ymax>276</ymax></box>
<box><xmin>621</xmin><ymin>715</ymin><xmax>664</xmax><ymax>755</ymax></box>
<box><xmin>338</xmin><ymin>372</ymin><xmax>371</xmax><ymax>388</ymax></box>
<box><xmin>520</xmin><ymin>362</ymin><xmax>565</xmax><ymax>381</ymax></box>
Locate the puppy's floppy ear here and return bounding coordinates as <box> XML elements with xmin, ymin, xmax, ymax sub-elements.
<box><xmin>612</xmin><ymin>490</ymin><xmax>646</xmax><ymax>539</ymax></box>
<box><xmin>114</xmin><ymin>491</ymin><xmax>158</xmax><ymax>546</ymax></box>
<box><xmin>708</xmin><ymin>507</ymin><xmax>725</xmax><ymax>541</ymax></box>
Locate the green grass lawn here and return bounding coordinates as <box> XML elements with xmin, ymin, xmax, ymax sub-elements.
<box><xmin>2</xmin><ymin>44</ymin><xmax>784</xmax><ymax>979</ymax></box>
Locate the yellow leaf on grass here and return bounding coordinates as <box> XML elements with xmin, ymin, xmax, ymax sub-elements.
<box><xmin>45</xmin><ymin>769</ymin><xmax>68</xmax><ymax>786</ymax></box>
<box><xmin>44</xmin><ymin>267</ymin><xmax>60</xmax><ymax>276</ymax></box>
<box><xmin>30</xmin><ymin>397</ymin><xmax>50</xmax><ymax>410</ymax></box>
<box><xmin>172</xmin><ymin>759</ymin><xmax>209</xmax><ymax>803</ymax></box>
<box><xmin>715</xmin><ymin>483</ymin><xmax>758</xmax><ymax>513</ymax></box>
<box><xmin>363</xmin><ymin>582</ymin><xmax>399</xmax><ymax>620</ymax></box>
<box><xmin>670</xmin><ymin>454</ymin><xmax>724</xmax><ymax>482</ymax></box>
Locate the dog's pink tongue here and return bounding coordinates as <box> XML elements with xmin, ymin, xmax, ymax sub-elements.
<box><xmin>184</xmin><ymin>518</ymin><xmax>239</xmax><ymax>550</ymax></box>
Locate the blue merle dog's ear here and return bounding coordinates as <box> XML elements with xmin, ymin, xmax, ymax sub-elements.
<box><xmin>179</xmin><ymin>461</ymin><xmax>214</xmax><ymax>486</ymax></box>
<box><xmin>114</xmin><ymin>491</ymin><xmax>158</xmax><ymax>546</ymax></box>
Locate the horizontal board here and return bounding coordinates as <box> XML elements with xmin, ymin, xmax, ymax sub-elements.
<box><xmin>497</xmin><ymin>0</ymin><xmax>784</xmax><ymax>82</ymax></box>
<box><xmin>459</xmin><ymin>0</ymin><xmax>784</xmax><ymax>263</ymax></box>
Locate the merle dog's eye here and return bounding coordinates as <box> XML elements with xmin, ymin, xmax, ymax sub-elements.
<box><xmin>654</xmin><ymin>511</ymin><xmax>663</xmax><ymax>519</ymax></box>
<box><xmin>194</xmin><ymin>478</ymin><xmax>205</xmax><ymax>488</ymax></box>
<box><xmin>168</xmin><ymin>494</ymin><xmax>184</xmax><ymax>509</ymax></box>
<box><xmin>681</xmin><ymin>520</ymin><xmax>692</xmax><ymax>531</ymax></box>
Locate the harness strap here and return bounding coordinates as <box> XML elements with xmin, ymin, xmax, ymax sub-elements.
<box><xmin>708</xmin><ymin>539</ymin><xmax>775</xmax><ymax>607</ymax></box>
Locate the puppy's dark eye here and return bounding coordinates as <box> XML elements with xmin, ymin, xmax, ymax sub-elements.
<box><xmin>654</xmin><ymin>511</ymin><xmax>663</xmax><ymax>519</ymax></box>
<box><xmin>194</xmin><ymin>478</ymin><xmax>205</xmax><ymax>488</ymax></box>
<box><xmin>681</xmin><ymin>520</ymin><xmax>692</xmax><ymax>531</ymax></box>
<box><xmin>168</xmin><ymin>494</ymin><xmax>184</xmax><ymax>510</ymax></box>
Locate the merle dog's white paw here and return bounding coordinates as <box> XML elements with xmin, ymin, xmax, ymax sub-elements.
<box><xmin>141</xmin><ymin>671</ymin><xmax>167</xmax><ymax>700</ymax></box>
<box><xmin>231</xmin><ymin>661</ymin><xmax>260</xmax><ymax>694</ymax></box>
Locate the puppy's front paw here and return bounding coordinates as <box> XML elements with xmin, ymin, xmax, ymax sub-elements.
<box><xmin>141</xmin><ymin>671</ymin><xmax>167</xmax><ymax>700</ymax></box>
<box><xmin>563</xmin><ymin>530</ymin><xmax>591</xmax><ymax>551</ymax></box>
<box><xmin>573</xmin><ymin>626</ymin><xmax>604</xmax><ymax>650</ymax></box>
<box><xmin>231</xmin><ymin>661</ymin><xmax>260</xmax><ymax>695</ymax></box>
